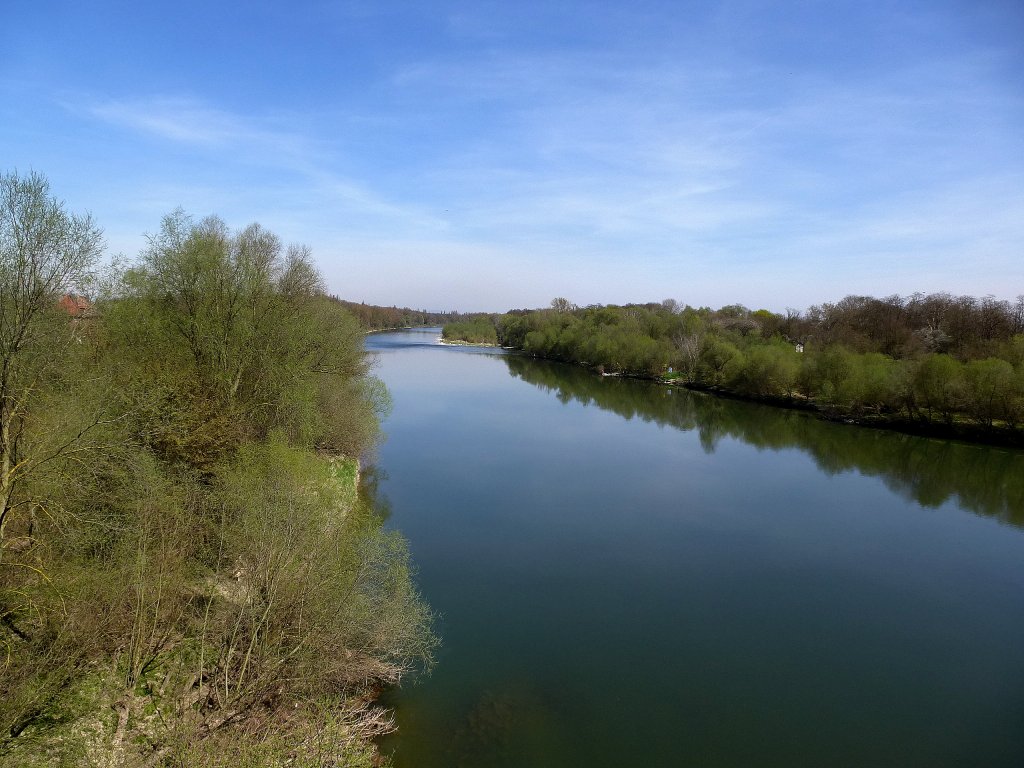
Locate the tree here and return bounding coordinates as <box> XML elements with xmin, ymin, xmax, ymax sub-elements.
<box><xmin>0</xmin><ymin>171</ymin><xmax>103</xmax><ymax>564</ymax></box>
<box><xmin>912</xmin><ymin>354</ymin><xmax>964</xmax><ymax>424</ymax></box>
<box><xmin>730</xmin><ymin>343</ymin><xmax>799</xmax><ymax>398</ymax></box>
<box><xmin>670</xmin><ymin>311</ymin><xmax>708</xmax><ymax>383</ymax></box>
<box><xmin>698</xmin><ymin>337</ymin><xmax>742</xmax><ymax>386</ymax></box>
<box><xmin>963</xmin><ymin>358</ymin><xmax>1017</xmax><ymax>428</ymax></box>
<box><xmin>106</xmin><ymin>211</ymin><xmax>371</xmax><ymax>463</ymax></box>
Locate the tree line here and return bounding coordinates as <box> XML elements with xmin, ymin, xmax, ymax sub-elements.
<box><xmin>440</xmin><ymin>317</ymin><xmax>499</xmax><ymax>345</ymax></box>
<box><xmin>445</xmin><ymin>295</ymin><xmax>1024</xmax><ymax>444</ymax></box>
<box><xmin>0</xmin><ymin>171</ymin><xmax>435</xmax><ymax>766</ymax></box>
<box><xmin>333</xmin><ymin>299</ymin><xmax>472</xmax><ymax>331</ymax></box>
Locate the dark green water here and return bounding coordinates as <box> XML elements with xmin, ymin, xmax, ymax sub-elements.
<box><xmin>368</xmin><ymin>328</ymin><xmax>1024</xmax><ymax>768</ymax></box>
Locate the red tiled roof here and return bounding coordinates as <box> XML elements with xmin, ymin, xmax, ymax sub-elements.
<box><xmin>58</xmin><ymin>294</ymin><xmax>92</xmax><ymax>317</ymax></box>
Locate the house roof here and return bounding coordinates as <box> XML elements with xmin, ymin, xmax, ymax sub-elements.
<box><xmin>58</xmin><ymin>294</ymin><xmax>93</xmax><ymax>317</ymax></box>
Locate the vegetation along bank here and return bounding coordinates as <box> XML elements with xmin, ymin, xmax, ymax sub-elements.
<box><xmin>444</xmin><ymin>296</ymin><xmax>1024</xmax><ymax>447</ymax></box>
<box><xmin>0</xmin><ymin>170</ymin><xmax>435</xmax><ymax>767</ymax></box>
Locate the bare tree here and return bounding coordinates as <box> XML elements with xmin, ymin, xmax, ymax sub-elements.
<box><xmin>1013</xmin><ymin>295</ymin><xmax>1024</xmax><ymax>335</ymax></box>
<box><xmin>672</xmin><ymin>326</ymin><xmax>706</xmax><ymax>383</ymax></box>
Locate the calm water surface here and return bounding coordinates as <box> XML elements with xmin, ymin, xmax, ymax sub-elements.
<box><xmin>368</xmin><ymin>328</ymin><xmax>1024</xmax><ymax>768</ymax></box>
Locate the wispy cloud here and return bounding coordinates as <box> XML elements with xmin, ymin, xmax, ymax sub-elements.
<box><xmin>90</xmin><ymin>98</ymin><xmax>255</xmax><ymax>145</ymax></box>
<box><xmin>389</xmin><ymin>45</ymin><xmax>1023</xmax><ymax>278</ymax></box>
<box><xmin>85</xmin><ymin>96</ymin><xmax>446</xmax><ymax>234</ymax></box>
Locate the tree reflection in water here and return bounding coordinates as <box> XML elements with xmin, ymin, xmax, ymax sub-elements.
<box><xmin>504</xmin><ymin>355</ymin><xmax>1024</xmax><ymax>526</ymax></box>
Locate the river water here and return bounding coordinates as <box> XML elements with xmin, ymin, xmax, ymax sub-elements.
<box><xmin>367</xmin><ymin>328</ymin><xmax>1024</xmax><ymax>768</ymax></box>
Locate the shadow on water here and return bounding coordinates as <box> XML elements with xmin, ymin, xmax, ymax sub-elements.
<box><xmin>378</xmin><ymin>678</ymin><xmax>572</xmax><ymax>768</ymax></box>
<box><xmin>442</xmin><ymin>684</ymin><xmax>569</xmax><ymax>768</ymax></box>
<box><xmin>502</xmin><ymin>354</ymin><xmax>1024</xmax><ymax>527</ymax></box>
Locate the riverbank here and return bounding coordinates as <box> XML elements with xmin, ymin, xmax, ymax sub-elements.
<box><xmin>438</xmin><ymin>338</ymin><xmax>501</xmax><ymax>347</ymax></box>
<box><xmin>1</xmin><ymin>454</ymin><xmax>417</xmax><ymax>768</ymax></box>
<box><xmin>443</xmin><ymin>298</ymin><xmax>1024</xmax><ymax>450</ymax></box>
<box><xmin>365</xmin><ymin>325</ymin><xmax>428</xmax><ymax>334</ymax></box>
<box><xmin>667</xmin><ymin>379</ymin><xmax>1024</xmax><ymax>449</ymax></box>
<box><xmin>500</xmin><ymin>347</ymin><xmax>1024</xmax><ymax>449</ymax></box>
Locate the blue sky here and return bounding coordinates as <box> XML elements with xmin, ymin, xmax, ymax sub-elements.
<box><xmin>3</xmin><ymin>0</ymin><xmax>1022</xmax><ymax>312</ymax></box>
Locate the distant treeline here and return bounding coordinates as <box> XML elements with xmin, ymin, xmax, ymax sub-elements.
<box><xmin>444</xmin><ymin>294</ymin><xmax>1024</xmax><ymax>444</ymax></box>
<box><xmin>332</xmin><ymin>299</ymin><xmax>479</xmax><ymax>331</ymax></box>
<box><xmin>441</xmin><ymin>317</ymin><xmax>499</xmax><ymax>345</ymax></box>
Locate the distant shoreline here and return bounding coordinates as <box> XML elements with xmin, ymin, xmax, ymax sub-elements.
<box><xmin>460</xmin><ymin>340</ymin><xmax>1024</xmax><ymax>449</ymax></box>
<box><xmin>438</xmin><ymin>338</ymin><xmax>500</xmax><ymax>348</ymax></box>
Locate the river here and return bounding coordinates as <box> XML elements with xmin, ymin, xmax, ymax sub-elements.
<box><xmin>367</xmin><ymin>328</ymin><xmax>1024</xmax><ymax>768</ymax></box>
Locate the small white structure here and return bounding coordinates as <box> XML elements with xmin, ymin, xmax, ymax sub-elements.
<box><xmin>795</xmin><ymin>343</ymin><xmax>804</xmax><ymax>353</ymax></box>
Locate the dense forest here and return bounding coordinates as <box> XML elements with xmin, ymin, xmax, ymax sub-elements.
<box><xmin>445</xmin><ymin>296</ymin><xmax>1024</xmax><ymax>444</ymax></box>
<box><xmin>0</xmin><ymin>171</ymin><xmax>434</xmax><ymax>766</ymax></box>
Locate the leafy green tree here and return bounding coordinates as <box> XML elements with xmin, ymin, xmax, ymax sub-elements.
<box><xmin>729</xmin><ymin>343</ymin><xmax>800</xmax><ymax>398</ymax></box>
<box><xmin>963</xmin><ymin>358</ymin><xmax>1017</xmax><ymax>427</ymax></box>
<box><xmin>0</xmin><ymin>170</ymin><xmax>103</xmax><ymax>564</ymax></box>
<box><xmin>837</xmin><ymin>353</ymin><xmax>901</xmax><ymax>413</ymax></box>
<box><xmin>698</xmin><ymin>337</ymin><xmax>743</xmax><ymax>386</ymax></box>
<box><xmin>912</xmin><ymin>354</ymin><xmax>964</xmax><ymax>424</ymax></box>
<box><xmin>105</xmin><ymin>212</ymin><xmax>373</xmax><ymax>463</ymax></box>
